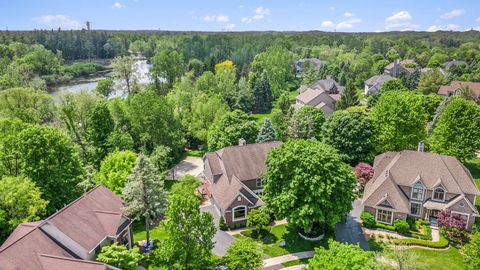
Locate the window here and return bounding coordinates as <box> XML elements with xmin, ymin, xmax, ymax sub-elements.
<box><xmin>460</xmin><ymin>202</ymin><xmax>465</xmax><ymax>208</ymax></box>
<box><xmin>237</xmin><ymin>196</ymin><xmax>241</xmax><ymax>202</ymax></box>
<box><xmin>432</xmin><ymin>188</ymin><xmax>445</xmax><ymax>201</ymax></box>
<box><xmin>232</xmin><ymin>206</ymin><xmax>247</xmax><ymax>221</ymax></box>
<box><xmin>410</xmin><ymin>202</ymin><xmax>422</xmax><ymax>216</ymax></box>
<box><xmin>256</xmin><ymin>179</ymin><xmax>262</xmax><ymax>188</ymax></box>
<box><xmin>376</xmin><ymin>209</ymin><xmax>393</xmax><ymax>224</ymax></box>
<box><xmin>411</xmin><ymin>183</ymin><xmax>424</xmax><ymax>201</ymax></box>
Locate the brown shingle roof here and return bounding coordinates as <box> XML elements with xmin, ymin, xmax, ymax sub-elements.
<box><xmin>38</xmin><ymin>254</ymin><xmax>110</xmax><ymax>270</ymax></box>
<box><xmin>438</xmin><ymin>81</ymin><xmax>480</xmax><ymax>99</ymax></box>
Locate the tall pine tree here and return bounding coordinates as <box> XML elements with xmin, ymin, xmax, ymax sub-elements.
<box><xmin>256</xmin><ymin>118</ymin><xmax>277</xmax><ymax>143</ymax></box>
<box><xmin>122</xmin><ymin>154</ymin><xmax>167</xmax><ymax>245</ymax></box>
<box><xmin>336</xmin><ymin>81</ymin><xmax>359</xmax><ymax>110</ymax></box>
<box><xmin>252</xmin><ymin>71</ymin><xmax>273</xmax><ymax>113</ymax></box>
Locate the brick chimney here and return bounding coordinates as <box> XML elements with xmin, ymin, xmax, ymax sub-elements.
<box><xmin>238</xmin><ymin>138</ymin><xmax>246</xmax><ymax>146</ymax></box>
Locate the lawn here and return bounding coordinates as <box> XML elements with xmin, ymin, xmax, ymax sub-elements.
<box><xmin>132</xmin><ymin>222</ymin><xmax>168</xmax><ymax>243</ymax></box>
<box><xmin>282</xmin><ymin>258</ymin><xmax>310</xmax><ymax>267</ymax></box>
<box><xmin>409</xmin><ymin>247</ymin><xmax>465</xmax><ymax>270</ymax></box>
<box><xmin>465</xmin><ymin>157</ymin><xmax>480</xmax><ymax>209</ymax></box>
<box><xmin>251</xmin><ymin>111</ymin><xmax>273</xmax><ymax>124</ymax></box>
<box><xmin>234</xmin><ymin>224</ymin><xmax>330</xmax><ymax>257</ymax></box>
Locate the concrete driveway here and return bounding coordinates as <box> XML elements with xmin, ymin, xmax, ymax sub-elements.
<box><xmin>167</xmin><ymin>156</ymin><xmax>203</xmax><ymax>180</ymax></box>
<box><xmin>200</xmin><ymin>202</ymin><xmax>235</xmax><ymax>256</ymax></box>
<box><xmin>335</xmin><ymin>199</ymin><xmax>369</xmax><ymax>250</ymax></box>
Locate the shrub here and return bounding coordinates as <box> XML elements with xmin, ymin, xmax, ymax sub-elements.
<box><xmin>406</xmin><ymin>217</ymin><xmax>416</xmax><ymax>230</ymax></box>
<box><xmin>394</xmin><ymin>219</ymin><xmax>410</xmax><ymax>235</ymax></box>
<box><xmin>361</xmin><ymin>212</ymin><xmax>376</xmax><ymax>228</ymax></box>
<box><xmin>247</xmin><ymin>208</ymin><xmax>270</xmax><ymax>237</ymax></box>
<box><xmin>376</xmin><ymin>222</ymin><xmax>396</xmax><ymax>231</ymax></box>
<box><xmin>392</xmin><ymin>236</ymin><xmax>449</xmax><ymax>248</ymax></box>
<box><xmin>219</xmin><ymin>216</ymin><xmax>228</xmax><ymax>231</ymax></box>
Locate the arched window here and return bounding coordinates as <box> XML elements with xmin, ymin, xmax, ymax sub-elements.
<box><xmin>232</xmin><ymin>206</ymin><xmax>247</xmax><ymax>221</ymax></box>
<box><xmin>433</xmin><ymin>188</ymin><xmax>445</xmax><ymax>201</ymax></box>
<box><xmin>411</xmin><ymin>182</ymin><xmax>424</xmax><ymax>200</ymax></box>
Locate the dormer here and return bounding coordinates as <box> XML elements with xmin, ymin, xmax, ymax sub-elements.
<box><xmin>376</xmin><ymin>193</ymin><xmax>395</xmax><ymax>209</ymax></box>
<box><xmin>431</xmin><ymin>179</ymin><xmax>447</xmax><ymax>202</ymax></box>
<box><xmin>410</xmin><ymin>175</ymin><xmax>426</xmax><ymax>201</ymax></box>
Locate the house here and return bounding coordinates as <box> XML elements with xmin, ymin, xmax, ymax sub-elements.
<box><xmin>384</xmin><ymin>59</ymin><xmax>417</xmax><ymax>77</ymax></box>
<box><xmin>203</xmin><ymin>141</ymin><xmax>282</xmax><ymax>227</ymax></box>
<box><xmin>294</xmin><ymin>58</ymin><xmax>326</xmax><ymax>74</ymax></box>
<box><xmin>294</xmin><ymin>77</ymin><xmax>344</xmax><ymax>116</ymax></box>
<box><xmin>443</xmin><ymin>59</ymin><xmax>467</xmax><ymax>71</ymax></box>
<box><xmin>364</xmin><ymin>74</ymin><xmax>394</xmax><ymax>95</ymax></box>
<box><xmin>362</xmin><ymin>147</ymin><xmax>480</xmax><ymax>230</ymax></box>
<box><xmin>0</xmin><ymin>185</ymin><xmax>132</xmax><ymax>270</ymax></box>
<box><xmin>438</xmin><ymin>80</ymin><xmax>480</xmax><ymax>103</ymax></box>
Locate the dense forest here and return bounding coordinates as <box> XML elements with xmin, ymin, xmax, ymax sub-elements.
<box><xmin>1</xmin><ymin>29</ymin><xmax>480</xmax><ymax>268</ymax></box>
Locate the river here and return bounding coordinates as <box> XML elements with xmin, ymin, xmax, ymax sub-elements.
<box><xmin>50</xmin><ymin>59</ymin><xmax>152</xmax><ymax>98</ymax></box>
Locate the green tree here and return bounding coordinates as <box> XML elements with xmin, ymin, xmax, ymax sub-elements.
<box><xmin>381</xmin><ymin>79</ymin><xmax>407</xmax><ymax>92</ymax></box>
<box><xmin>95</xmin><ymin>150</ymin><xmax>138</xmax><ymax>194</ymax></box>
<box><xmin>188</xmin><ymin>92</ymin><xmax>229</xmax><ymax>143</ymax></box>
<box><xmin>246</xmin><ymin>208</ymin><xmax>270</xmax><ymax>237</ymax></box>
<box><xmin>418</xmin><ymin>69</ymin><xmax>447</xmax><ymax>95</ymax></box>
<box><xmin>149</xmin><ymin>145</ymin><xmax>173</xmax><ymax>174</ymax></box>
<box><xmin>152</xmin><ymin>180</ymin><xmax>215</xmax><ymax>269</ymax></box>
<box><xmin>151</xmin><ymin>50</ymin><xmax>185</xmax><ymax>90</ymax></box>
<box><xmin>464</xmin><ymin>232</ymin><xmax>480</xmax><ymax>270</ymax></box>
<box><xmin>322</xmin><ymin>110</ymin><xmax>374</xmax><ymax>165</ymax></box>
<box><xmin>187</xmin><ymin>58</ymin><xmax>205</xmax><ymax>78</ymax></box>
<box><xmin>0</xmin><ymin>176</ymin><xmax>48</xmax><ymax>242</ymax></box>
<box><xmin>223</xmin><ymin>238</ymin><xmax>263</xmax><ymax>270</ymax></box>
<box><xmin>252</xmin><ymin>71</ymin><xmax>273</xmax><ymax>113</ymax></box>
<box><xmin>429</xmin><ymin>98</ymin><xmax>480</xmax><ymax>162</ymax></box>
<box><xmin>87</xmin><ymin>102</ymin><xmax>115</xmax><ymax>166</ymax></box>
<box><xmin>288</xmin><ymin>106</ymin><xmax>325</xmax><ymax>139</ymax></box>
<box><xmin>122</xmin><ymin>154</ymin><xmax>167</xmax><ymax>245</ymax></box>
<box><xmin>112</xmin><ymin>55</ymin><xmax>136</xmax><ymax>95</ymax></box>
<box><xmin>0</xmin><ymin>87</ymin><xmax>55</xmax><ymax>124</ymax></box>
<box><xmin>95</xmin><ymin>78</ymin><xmax>115</xmax><ymax>97</ymax></box>
<box><xmin>256</xmin><ymin>118</ymin><xmax>277</xmax><ymax>143</ymax></box>
<box><xmin>207</xmin><ymin>110</ymin><xmax>259</xmax><ymax>150</ymax></box>
<box><xmin>96</xmin><ymin>243</ymin><xmax>143</xmax><ymax>270</ymax></box>
<box><xmin>263</xmin><ymin>140</ymin><xmax>356</xmax><ymax>233</ymax></box>
<box><xmin>308</xmin><ymin>240</ymin><xmax>376</xmax><ymax>270</ymax></box>
<box><xmin>336</xmin><ymin>81</ymin><xmax>359</xmax><ymax>110</ymax></box>
<box><xmin>371</xmin><ymin>91</ymin><xmax>426</xmax><ymax>152</ymax></box>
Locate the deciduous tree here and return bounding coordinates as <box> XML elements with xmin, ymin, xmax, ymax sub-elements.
<box><xmin>112</xmin><ymin>55</ymin><xmax>136</xmax><ymax>95</ymax></box>
<box><xmin>96</xmin><ymin>243</ymin><xmax>143</xmax><ymax>270</ymax></box>
<box><xmin>207</xmin><ymin>110</ymin><xmax>258</xmax><ymax>150</ymax></box>
<box><xmin>95</xmin><ymin>150</ymin><xmax>138</xmax><ymax>194</ymax></box>
<box><xmin>223</xmin><ymin>238</ymin><xmax>263</xmax><ymax>270</ymax></box>
<box><xmin>308</xmin><ymin>240</ymin><xmax>376</xmax><ymax>270</ymax></box>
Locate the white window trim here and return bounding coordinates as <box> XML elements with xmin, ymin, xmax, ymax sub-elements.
<box><xmin>375</xmin><ymin>208</ymin><xmax>394</xmax><ymax>225</ymax></box>
<box><xmin>432</xmin><ymin>187</ymin><xmax>446</xmax><ymax>202</ymax></box>
<box><xmin>232</xmin><ymin>205</ymin><xmax>247</xmax><ymax>222</ymax></box>
<box><xmin>409</xmin><ymin>201</ymin><xmax>423</xmax><ymax>217</ymax></box>
<box><xmin>450</xmin><ymin>211</ymin><xmax>470</xmax><ymax>229</ymax></box>
<box><xmin>410</xmin><ymin>182</ymin><xmax>425</xmax><ymax>201</ymax></box>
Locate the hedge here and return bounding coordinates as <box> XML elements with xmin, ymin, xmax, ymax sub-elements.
<box><xmin>391</xmin><ymin>235</ymin><xmax>449</xmax><ymax>248</ymax></box>
<box><xmin>375</xmin><ymin>222</ymin><xmax>395</xmax><ymax>231</ymax></box>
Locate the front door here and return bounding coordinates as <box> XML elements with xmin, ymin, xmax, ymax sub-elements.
<box><xmin>429</xmin><ymin>210</ymin><xmax>440</xmax><ymax>226</ymax></box>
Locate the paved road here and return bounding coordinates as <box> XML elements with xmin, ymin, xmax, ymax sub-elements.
<box><xmin>335</xmin><ymin>199</ymin><xmax>369</xmax><ymax>250</ymax></box>
<box><xmin>200</xmin><ymin>204</ymin><xmax>235</xmax><ymax>256</ymax></box>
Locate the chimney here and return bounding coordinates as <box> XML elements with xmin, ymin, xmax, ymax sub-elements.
<box><xmin>326</xmin><ymin>75</ymin><xmax>332</xmax><ymax>80</ymax></box>
<box><xmin>238</xmin><ymin>138</ymin><xmax>246</xmax><ymax>146</ymax></box>
<box><xmin>394</xmin><ymin>59</ymin><xmax>400</xmax><ymax>66</ymax></box>
<box><xmin>418</xmin><ymin>141</ymin><xmax>424</xmax><ymax>152</ymax></box>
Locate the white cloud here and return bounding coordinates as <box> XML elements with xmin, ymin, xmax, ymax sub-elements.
<box><xmin>321</xmin><ymin>21</ymin><xmax>335</xmax><ymax>28</ymax></box>
<box><xmin>427</xmin><ymin>24</ymin><xmax>459</xmax><ymax>32</ymax></box>
<box><xmin>203</xmin><ymin>15</ymin><xmax>229</xmax><ymax>22</ymax></box>
<box><xmin>329</xmin><ymin>6</ymin><xmax>335</xmax><ymax>11</ymax></box>
<box><xmin>225</xmin><ymin>23</ymin><xmax>235</xmax><ymax>30</ymax></box>
<box><xmin>112</xmin><ymin>2</ymin><xmax>126</xmax><ymax>9</ymax></box>
<box><xmin>242</xmin><ymin>6</ymin><xmax>271</xmax><ymax>23</ymax></box>
<box><xmin>344</xmin><ymin>12</ymin><xmax>353</xmax><ymax>18</ymax></box>
<box><xmin>440</xmin><ymin>9</ymin><xmax>464</xmax><ymax>19</ymax></box>
<box><xmin>385</xmin><ymin>22</ymin><xmax>419</xmax><ymax>31</ymax></box>
<box><xmin>385</xmin><ymin>11</ymin><xmax>412</xmax><ymax>23</ymax></box>
<box><xmin>33</xmin><ymin>14</ymin><xmax>81</xmax><ymax>30</ymax></box>
<box><xmin>336</xmin><ymin>21</ymin><xmax>353</xmax><ymax>29</ymax></box>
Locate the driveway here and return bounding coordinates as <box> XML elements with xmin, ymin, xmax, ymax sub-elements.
<box><xmin>335</xmin><ymin>199</ymin><xmax>369</xmax><ymax>250</ymax></box>
<box><xmin>200</xmin><ymin>202</ymin><xmax>235</xmax><ymax>256</ymax></box>
<box><xmin>167</xmin><ymin>156</ymin><xmax>203</xmax><ymax>180</ymax></box>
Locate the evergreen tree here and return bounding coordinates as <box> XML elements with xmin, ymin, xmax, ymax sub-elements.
<box><xmin>256</xmin><ymin>118</ymin><xmax>277</xmax><ymax>143</ymax></box>
<box><xmin>122</xmin><ymin>154</ymin><xmax>167</xmax><ymax>245</ymax></box>
<box><xmin>336</xmin><ymin>81</ymin><xmax>359</xmax><ymax>110</ymax></box>
<box><xmin>252</xmin><ymin>71</ymin><xmax>273</xmax><ymax>114</ymax></box>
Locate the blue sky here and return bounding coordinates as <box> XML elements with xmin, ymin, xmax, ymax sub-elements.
<box><xmin>1</xmin><ymin>0</ymin><xmax>479</xmax><ymax>32</ymax></box>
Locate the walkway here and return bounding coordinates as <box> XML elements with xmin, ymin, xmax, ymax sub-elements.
<box><xmin>335</xmin><ymin>199</ymin><xmax>369</xmax><ymax>250</ymax></box>
<box><xmin>262</xmin><ymin>251</ymin><xmax>314</xmax><ymax>269</ymax></box>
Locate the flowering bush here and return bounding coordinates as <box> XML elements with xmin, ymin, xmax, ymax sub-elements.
<box><xmin>353</xmin><ymin>163</ymin><xmax>374</xmax><ymax>188</ymax></box>
<box><xmin>436</xmin><ymin>209</ymin><xmax>467</xmax><ymax>243</ymax></box>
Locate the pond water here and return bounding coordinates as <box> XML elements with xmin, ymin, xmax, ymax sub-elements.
<box><xmin>50</xmin><ymin>59</ymin><xmax>152</xmax><ymax>99</ymax></box>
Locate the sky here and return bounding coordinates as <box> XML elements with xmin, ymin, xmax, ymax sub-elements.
<box><xmin>1</xmin><ymin>0</ymin><xmax>480</xmax><ymax>32</ymax></box>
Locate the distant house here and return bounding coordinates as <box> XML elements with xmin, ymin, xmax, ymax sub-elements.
<box><xmin>203</xmin><ymin>141</ymin><xmax>282</xmax><ymax>227</ymax></box>
<box><xmin>443</xmin><ymin>59</ymin><xmax>467</xmax><ymax>71</ymax></box>
<box><xmin>362</xmin><ymin>148</ymin><xmax>480</xmax><ymax>230</ymax></box>
<box><xmin>294</xmin><ymin>77</ymin><xmax>344</xmax><ymax>116</ymax></box>
<box><xmin>0</xmin><ymin>185</ymin><xmax>131</xmax><ymax>270</ymax></box>
<box><xmin>294</xmin><ymin>58</ymin><xmax>326</xmax><ymax>74</ymax></box>
<box><xmin>364</xmin><ymin>74</ymin><xmax>394</xmax><ymax>95</ymax></box>
<box><xmin>438</xmin><ymin>80</ymin><xmax>480</xmax><ymax>103</ymax></box>
<box><xmin>384</xmin><ymin>59</ymin><xmax>417</xmax><ymax>77</ymax></box>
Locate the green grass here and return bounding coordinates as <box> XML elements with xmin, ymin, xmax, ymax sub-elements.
<box><xmin>186</xmin><ymin>149</ymin><xmax>206</xmax><ymax>157</ymax></box>
<box><xmin>132</xmin><ymin>222</ymin><xmax>168</xmax><ymax>243</ymax></box>
<box><xmin>465</xmin><ymin>157</ymin><xmax>480</xmax><ymax>209</ymax></box>
<box><xmin>282</xmin><ymin>258</ymin><xmax>310</xmax><ymax>267</ymax></box>
<box><xmin>288</xmin><ymin>90</ymin><xmax>298</xmax><ymax>103</ymax></box>
<box><xmin>409</xmin><ymin>248</ymin><xmax>466</xmax><ymax>270</ymax></box>
<box><xmin>234</xmin><ymin>224</ymin><xmax>330</xmax><ymax>257</ymax></box>
<box><xmin>251</xmin><ymin>111</ymin><xmax>273</xmax><ymax>124</ymax></box>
